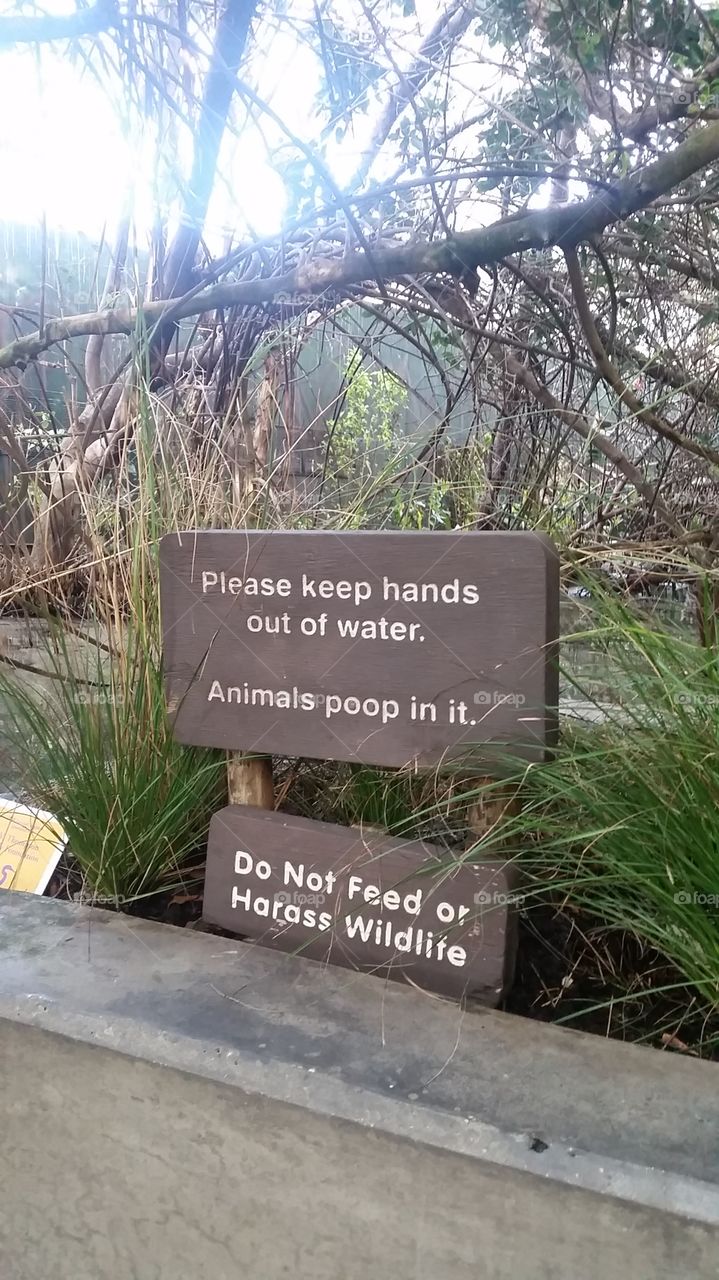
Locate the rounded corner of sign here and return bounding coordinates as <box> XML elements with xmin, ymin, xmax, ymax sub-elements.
<box><xmin>208</xmin><ymin>805</ymin><xmax>232</xmax><ymax>830</ymax></box>
<box><xmin>160</xmin><ymin>528</ymin><xmax>211</xmax><ymax>558</ymax></box>
<box><xmin>525</xmin><ymin>531</ymin><xmax>560</xmax><ymax>568</ymax></box>
<box><xmin>159</xmin><ymin>530</ymin><xmax>184</xmax><ymax>553</ymax></box>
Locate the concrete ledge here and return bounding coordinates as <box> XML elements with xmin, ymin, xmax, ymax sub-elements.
<box><xmin>1</xmin><ymin>893</ymin><xmax>718</xmax><ymax>1278</ymax></box>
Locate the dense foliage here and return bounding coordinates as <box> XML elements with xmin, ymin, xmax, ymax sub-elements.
<box><xmin>1</xmin><ymin>0</ymin><xmax>719</xmax><ymax>563</ymax></box>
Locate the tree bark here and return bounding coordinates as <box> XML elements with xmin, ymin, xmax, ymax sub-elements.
<box><xmin>227</xmin><ymin>753</ymin><xmax>274</xmax><ymax>809</ymax></box>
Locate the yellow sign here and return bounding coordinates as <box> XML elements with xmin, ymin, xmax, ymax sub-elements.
<box><xmin>0</xmin><ymin>800</ymin><xmax>67</xmax><ymax>894</ymax></box>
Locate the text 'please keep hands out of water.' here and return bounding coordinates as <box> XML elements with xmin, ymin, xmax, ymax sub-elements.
<box><xmin>199</xmin><ymin>567</ymin><xmax>481</xmax><ymax>643</ymax></box>
<box><xmin>200</xmin><ymin>566</ymin><xmax>498</xmax><ymax>730</ymax></box>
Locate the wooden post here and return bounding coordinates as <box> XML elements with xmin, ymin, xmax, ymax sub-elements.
<box><xmin>466</xmin><ymin>777</ymin><xmax>522</xmax><ymax>996</ymax></box>
<box><xmin>227</xmin><ymin>752</ymin><xmax>274</xmax><ymax>809</ymax></box>
<box><xmin>467</xmin><ymin>779</ymin><xmax>520</xmax><ymax>843</ymax></box>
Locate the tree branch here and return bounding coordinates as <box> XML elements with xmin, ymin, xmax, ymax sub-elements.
<box><xmin>564</xmin><ymin>246</ymin><xmax>719</xmax><ymax>468</ymax></box>
<box><xmin>4</xmin><ymin>121</ymin><xmax>719</xmax><ymax>371</ymax></box>
<box><xmin>622</xmin><ymin>56</ymin><xmax>719</xmax><ymax>143</ymax></box>
<box><xmin>347</xmin><ymin>1</ymin><xmax>474</xmax><ymax>190</ymax></box>
<box><xmin>163</xmin><ymin>0</ymin><xmax>258</xmax><ymax>299</ymax></box>
<box><xmin>499</xmin><ymin>349</ymin><xmax>684</xmax><ymax>534</ymax></box>
<box><xmin>0</xmin><ymin>0</ymin><xmax>119</xmax><ymax>47</ymax></box>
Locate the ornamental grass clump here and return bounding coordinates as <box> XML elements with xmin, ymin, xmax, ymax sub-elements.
<box><xmin>0</xmin><ymin>615</ymin><xmax>225</xmax><ymax>906</ymax></box>
<box><xmin>480</xmin><ymin>584</ymin><xmax>719</xmax><ymax>1019</ymax></box>
<box><xmin>0</xmin><ymin>392</ymin><xmax>229</xmax><ymax>905</ymax></box>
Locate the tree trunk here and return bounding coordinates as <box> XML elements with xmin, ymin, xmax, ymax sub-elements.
<box><xmin>30</xmin><ymin>0</ymin><xmax>258</xmax><ymax>574</ymax></box>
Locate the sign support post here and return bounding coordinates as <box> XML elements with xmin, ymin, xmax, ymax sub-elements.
<box><xmin>227</xmin><ymin>752</ymin><xmax>274</xmax><ymax>810</ymax></box>
<box><xmin>467</xmin><ymin>780</ymin><xmax>521</xmax><ymax>843</ymax></box>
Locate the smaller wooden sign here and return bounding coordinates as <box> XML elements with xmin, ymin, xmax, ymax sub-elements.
<box><xmin>203</xmin><ymin>806</ymin><xmax>519</xmax><ymax>1003</ymax></box>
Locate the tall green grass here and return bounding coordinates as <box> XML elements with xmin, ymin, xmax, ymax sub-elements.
<box><xmin>471</xmin><ymin>585</ymin><xmax>719</xmax><ymax>1017</ymax></box>
<box><xmin>0</xmin><ymin>380</ymin><xmax>229</xmax><ymax>905</ymax></box>
<box><xmin>0</xmin><ymin>622</ymin><xmax>224</xmax><ymax>903</ymax></box>
<box><xmin>322</xmin><ymin>582</ymin><xmax>719</xmax><ymax>1034</ymax></box>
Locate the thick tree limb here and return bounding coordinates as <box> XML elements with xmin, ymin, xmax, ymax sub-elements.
<box><xmin>0</xmin><ymin>0</ymin><xmax>119</xmax><ymax>46</ymax></box>
<box><xmin>4</xmin><ymin>120</ymin><xmax>719</xmax><ymax>372</ymax></box>
<box><xmin>622</xmin><ymin>56</ymin><xmax>719</xmax><ymax>143</ymax></box>
<box><xmin>611</xmin><ymin>238</ymin><xmax>719</xmax><ymax>291</ymax></box>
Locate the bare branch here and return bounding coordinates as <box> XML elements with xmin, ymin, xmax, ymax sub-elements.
<box><xmin>4</xmin><ymin>120</ymin><xmax>719</xmax><ymax>371</ymax></box>
<box><xmin>0</xmin><ymin>0</ymin><xmax>119</xmax><ymax>47</ymax></box>
<box><xmin>348</xmin><ymin>1</ymin><xmax>474</xmax><ymax>189</ymax></box>
<box><xmin>564</xmin><ymin>247</ymin><xmax>719</xmax><ymax>468</ymax></box>
<box><xmin>500</xmin><ymin>349</ymin><xmax>684</xmax><ymax>534</ymax></box>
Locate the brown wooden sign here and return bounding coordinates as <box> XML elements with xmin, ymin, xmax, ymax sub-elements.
<box><xmin>160</xmin><ymin>530</ymin><xmax>558</xmax><ymax>769</ymax></box>
<box><xmin>203</xmin><ymin>806</ymin><xmax>519</xmax><ymax>1002</ymax></box>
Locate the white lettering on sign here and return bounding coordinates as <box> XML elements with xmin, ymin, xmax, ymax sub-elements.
<box><xmin>231</xmin><ymin>884</ymin><xmax>334</xmax><ymax>932</ymax></box>
<box><xmin>228</xmin><ymin>854</ymin><xmax>474</xmax><ymax>970</ymax></box>
<box><xmin>201</xmin><ymin>803</ymin><xmax>520</xmax><ymax>1002</ymax></box>
<box><xmin>206</xmin><ymin>681</ymin><xmax>402</xmax><ymax>724</ymax></box>
<box><xmin>201</xmin><ymin>571</ymin><xmax>292</xmax><ymax>597</ymax></box>
<box><xmin>199</xmin><ymin>569</ymin><xmax>484</xmax><ymax>608</ymax></box>
<box><xmin>284</xmin><ymin>860</ymin><xmax>337</xmax><ymax>894</ymax></box>
<box><xmin>343</xmin><ymin>913</ymin><xmax>467</xmax><ymax>966</ymax></box>
<box><xmin>382</xmin><ymin>577</ymin><xmax>480</xmax><ymax>605</ymax></box>
<box><xmin>301</xmin><ymin>574</ymin><xmax>372</xmax><ymax>605</ymax></box>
